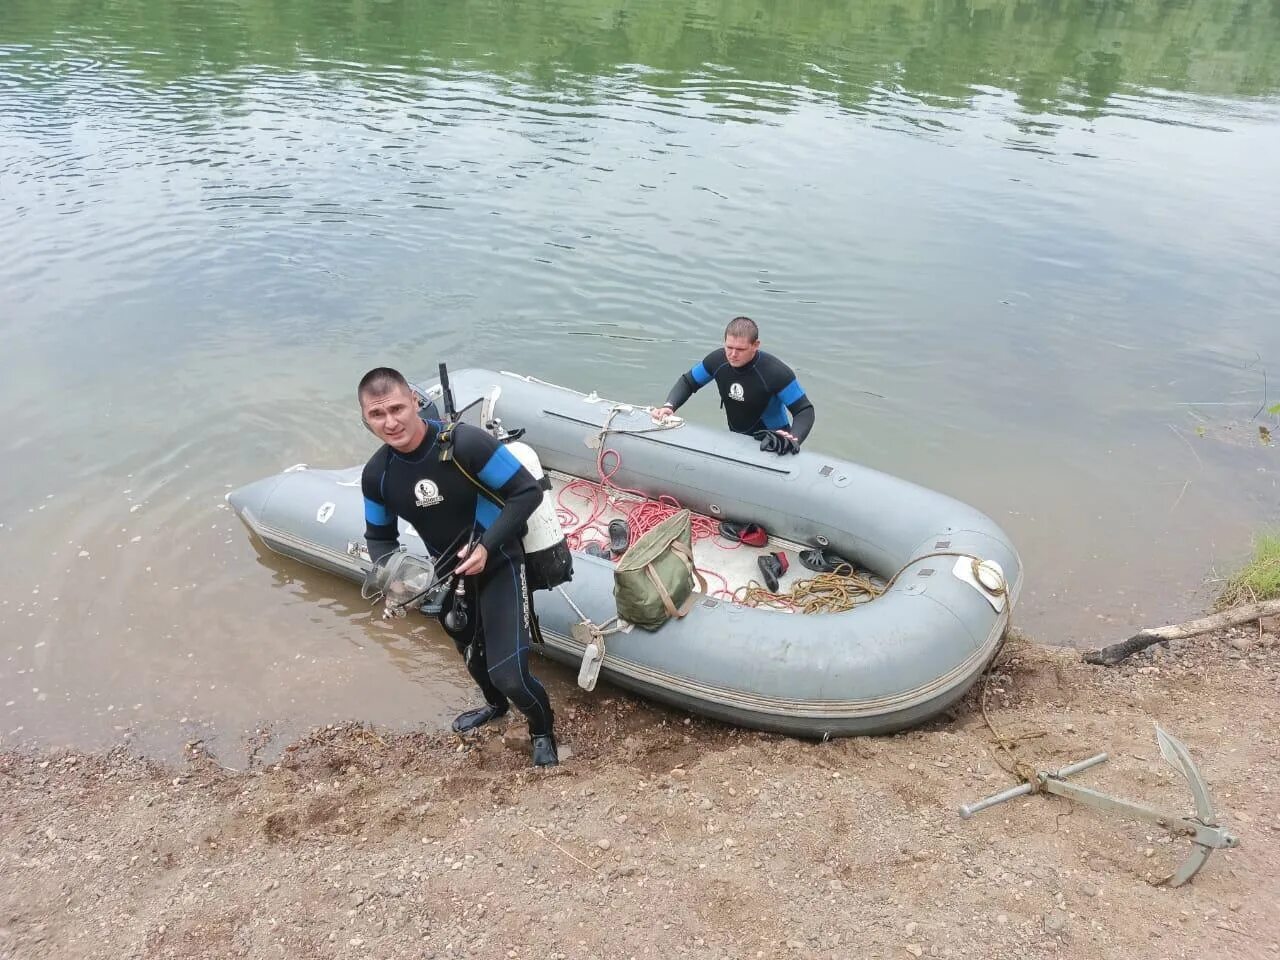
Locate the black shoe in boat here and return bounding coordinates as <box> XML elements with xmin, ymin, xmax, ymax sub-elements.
<box><xmin>757</xmin><ymin>551</ymin><xmax>789</xmax><ymax>592</ymax></box>
<box><xmin>608</xmin><ymin>519</ymin><xmax>631</xmax><ymax>557</ymax></box>
<box><xmin>798</xmin><ymin>548</ymin><xmax>852</xmax><ymax>574</ymax></box>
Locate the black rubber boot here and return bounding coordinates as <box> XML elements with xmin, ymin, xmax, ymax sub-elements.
<box><xmin>531</xmin><ymin>731</ymin><xmax>559</xmax><ymax>767</ymax></box>
<box><xmin>757</xmin><ymin>551</ymin><xmax>789</xmax><ymax>592</ymax></box>
<box><xmin>451</xmin><ymin>702</ymin><xmax>508</xmax><ymax>734</ymax></box>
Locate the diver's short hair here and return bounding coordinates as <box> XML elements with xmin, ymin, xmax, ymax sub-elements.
<box><xmin>724</xmin><ymin>316</ymin><xmax>759</xmax><ymax>342</ymax></box>
<box><xmin>357</xmin><ymin>366</ymin><xmax>410</xmax><ymax>400</ymax></box>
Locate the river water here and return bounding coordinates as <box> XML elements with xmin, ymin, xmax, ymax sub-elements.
<box><xmin>2</xmin><ymin>0</ymin><xmax>1278</xmax><ymax>755</ymax></box>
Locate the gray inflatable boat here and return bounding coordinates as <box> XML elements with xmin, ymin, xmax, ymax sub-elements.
<box><xmin>227</xmin><ymin>368</ymin><xmax>1023</xmax><ymax>737</ymax></box>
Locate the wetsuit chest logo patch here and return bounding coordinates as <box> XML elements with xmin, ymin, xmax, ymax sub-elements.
<box><xmin>413</xmin><ymin>479</ymin><xmax>444</xmax><ymax>508</ymax></box>
<box><xmin>728</xmin><ymin>382</ymin><xmax>745</xmax><ymax>402</ymax></box>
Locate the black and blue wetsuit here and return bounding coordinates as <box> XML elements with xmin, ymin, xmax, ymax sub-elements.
<box><xmin>361</xmin><ymin>420</ymin><xmax>553</xmax><ymax>736</ymax></box>
<box><xmin>665</xmin><ymin>349</ymin><xmax>815</xmax><ymax>441</ymax></box>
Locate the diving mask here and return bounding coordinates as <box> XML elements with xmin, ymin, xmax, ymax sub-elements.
<box><xmin>361</xmin><ymin>549</ymin><xmax>439</xmax><ymax>619</ymax></box>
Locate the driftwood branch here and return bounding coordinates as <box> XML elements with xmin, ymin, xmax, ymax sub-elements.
<box><xmin>1084</xmin><ymin>599</ymin><xmax>1280</xmax><ymax>666</ymax></box>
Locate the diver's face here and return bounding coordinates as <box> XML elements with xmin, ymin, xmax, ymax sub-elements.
<box><xmin>361</xmin><ymin>384</ymin><xmax>426</xmax><ymax>452</ymax></box>
<box><xmin>725</xmin><ymin>335</ymin><xmax>760</xmax><ymax>368</ymax></box>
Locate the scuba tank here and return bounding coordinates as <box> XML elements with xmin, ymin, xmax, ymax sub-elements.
<box><xmin>437</xmin><ymin>367</ymin><xmax>573</xmax><ymax>591</ymax></box>
<box><xmin>502</xmin><ymin>437</ymin><xmax>574</xmax><ymax>591</ymax></box>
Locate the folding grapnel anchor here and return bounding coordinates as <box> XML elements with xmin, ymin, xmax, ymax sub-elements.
<box><xmin>959</xmin><ymin>725</ymin><xmax>1239</xmax><ymax>887</ymax></box>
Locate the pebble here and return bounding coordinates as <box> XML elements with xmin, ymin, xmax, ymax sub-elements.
<box><xmin>501</xmin><ymin>727</ymin><xmax>526</xmax><ymax>750</ymax></box>
<box><xmin>1043</xmin><ymin>910</ymin><xmax>1069</xmax><ymax>935</ymax></box>
<box><xmin>904</xmin><ymin>922</ymin><xmax>918</xmax><ymax>936</ymax></box>
<box><xmin>596</xmin><ymin>838</ymin><xmax>611</xmax><ymax>851</ymax></box>
<box><xmin>1080</xmin><ymin>883</ymin><xmax>1100</xmax><ymax>898</ymax></box>
<box><xmin>996</xmin><ymin>914</ymin><xmax>1008</xmax><ymax>925</ymax></box>
<box><xmin>905</xmin><ymin>945</ymin><xmax>923</xmax><ymax>958</ymax></box>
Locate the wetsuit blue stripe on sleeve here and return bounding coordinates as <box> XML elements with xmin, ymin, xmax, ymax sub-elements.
<box><xmin>691</xmin><ymin>361</ymin><xmax>712</xmax><ymax>386</ymax></box>
<box><xmin>474</xmin><ymin>496</ymin><xmax>500</xmax><ymax>530</ymax></box>
<box><xmin>364</xmin><ymin>497</ymin><xmax>390</xmax><ymax>526</ymax></box>
<box><xmin>779</xmin><ymin>378</ymin><xmax>805</xmax><ymax>406</ymax></box>
<box><xmin>761</xmin><ymin>396</ymin><xmax>790</xmax><ymax>430</ymax></box>
<box><xmin>476</xmin><ymin>445</ymin><xmax>521</xmax><ymax>490</ymax></box>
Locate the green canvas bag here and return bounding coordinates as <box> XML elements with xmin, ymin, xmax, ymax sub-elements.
<box><xmin>613</xmin><ymin>509</ymin><xmax>709</xmax><ymax>630</ymax></box>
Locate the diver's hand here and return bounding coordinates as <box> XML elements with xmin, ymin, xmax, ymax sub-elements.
<box><xmin>455</xmin><ymin>542</ymin><xmax>488</xmax><ymax>576</ymax></box>
<box><xmin>652</xmin><ymin>405</ymin><xmax>675</xmax><ymax>422</ymax></box>
<box><xmin>775</xmin><ymin>429</ymin><xmax>801</xmax><ymax>455</ymax></box>
<box><xmin>757</xmin><ymin>429</ymin><xmax>800</xmax><ymax>455</ymax></box>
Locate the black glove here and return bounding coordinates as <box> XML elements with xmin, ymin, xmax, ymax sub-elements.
<box><xmin>754</xmin><ymin>429</ymin><xmax>800</xmax><ymax>456</ymax></box>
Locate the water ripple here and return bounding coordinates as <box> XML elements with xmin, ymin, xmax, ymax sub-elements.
<box><xmin>2</xmin><ymin>0</ymin><xmax>1279</xmax><ymax>750</ymax></box>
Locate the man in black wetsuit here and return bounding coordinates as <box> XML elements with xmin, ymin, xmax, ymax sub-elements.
<box><xmin>358</xmin><ymin>367</ymin><xmax>558</xmax><ymax>767</ymax></box>
<box><xmin>652</xmin><ymin>316</ymin><xmax>816</xmax><ymax>455</ymax></box>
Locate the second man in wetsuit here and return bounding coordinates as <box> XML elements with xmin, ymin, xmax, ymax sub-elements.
<box><xmin>653</xmin><ymin>316</ymin><xmax>816</xmax><ymax>454</ymax></box>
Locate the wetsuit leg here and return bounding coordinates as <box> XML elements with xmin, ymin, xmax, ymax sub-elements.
<box><xmin>475</xmin><ymin>545</ymin><xmax>554</xmax><ymax>736</ymax></box>
<box><xmin>439</xmin><ymin>586</ymin><xmax>508</xmax><ymax>709</ymax></box>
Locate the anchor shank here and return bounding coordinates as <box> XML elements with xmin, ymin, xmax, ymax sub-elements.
<box><xmin>1041</xmin><ymin>779</ymin><xmax>1197</xmax><ymax>836</ymax></box>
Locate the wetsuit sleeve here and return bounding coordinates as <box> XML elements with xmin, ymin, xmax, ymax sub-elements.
<box><xmin>361</xmin><ymin>453</ymin><xmax>400</xmax><ymax>563</ymax></box>
<box><xmin>789</xmin><ymin>401</ymin><xmax>815</xmax><ymax>442</ymax></box>
<box><xmin>665</xmin><ymin>349</ymin><xmax>724</xmax><ymax>410</ymax></box>
<box><xmin>452</xmin><ymin>425</ymin><xmax>542</xmax><ymax>553</ymax></box>
<box><xmin>771</xmin><ymin>358</ymin><xmax>815</xmax><ymax>443</ymax></box>
<box><xmin>779</xmin><ymin>375</ymin><xmax>815</xmax><ymax>443</ymax></box>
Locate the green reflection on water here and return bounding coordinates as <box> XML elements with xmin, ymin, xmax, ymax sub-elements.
<box><xmin>5</xmin><ymin>0</ymin><xmax>1279</xmax><ymax>114</ymax></box>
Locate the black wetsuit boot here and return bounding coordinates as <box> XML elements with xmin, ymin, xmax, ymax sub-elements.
<box><xmin>452</xmin><ymin>702</ymin><xmax>508</xmax><ymax>734</ymax></box>
<box><xmin>531</xmin><ymin>729</ymin><xmax>558</xmax><ymax>767</ymax></box>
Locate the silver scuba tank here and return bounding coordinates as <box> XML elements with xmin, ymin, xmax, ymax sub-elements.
<box><xmin>504</xmin><ymin>439</ymin><xmax>573</xmax><ymax>590</ymax></box>
<box><xmin>480</xmin><ymin>386</ymin><xmax>573</xmax><ymax>591</ymax></box>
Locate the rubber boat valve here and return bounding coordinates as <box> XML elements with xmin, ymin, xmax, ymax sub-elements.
<box><xmin>958</xmin><ymin>725</ymin><xmax>1239</xmax><ymax>887</ymax></box>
